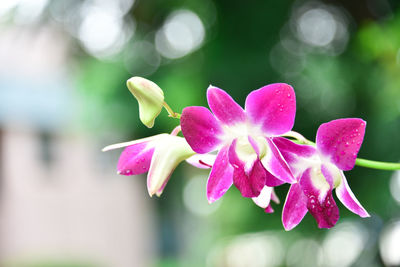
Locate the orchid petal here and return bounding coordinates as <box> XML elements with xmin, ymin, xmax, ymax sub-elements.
<box><xmin>260</xmin><ymin>138</ymin><xmax>296</xmax><ymax>184</ymax></box>
<box><xmin>265</xmin><ymin>205</ymin><xmax>274</xmax><ymax>213</ymax></box>
<box><xmin>265</xmin><ymin>171</ymin><xmax>286</xmax><ymax>187</ymax></box>
<box><xmin>147</xmin><ymin>135</ymin><xmax>195</xmax><ymax>196</ymax></box>
<box><xmin>207</xmin><ymin>145</ymin><xmax>234</xmax><ymax>203</ymax></box>
<box><xmin>186</xmin><ymin>153</ymin><xmax>216</xmax><ymax>169</ymax></box>
<box><xmin>228</xmin><ymin>139</ymin><xmax>265</xmax><ymax>197</ymax></box>
<box><xmin>299</xmin><ymin>168</ymin><xmax>339</xmax><ymax>229</ymax></box>
<box><xmin>245</xmin><ymin>83</ymin><xmax>296</xmax><ymax>135</ymax></box>
<box><xmin>271</xmin><ymin>189</ymin><xmax>280</xmax><ymax>204</ymax></box>
<box><xmin>102</xmin><ymin>135</ymin><xmax>163</xmax><ymax>151</ymax></box>
<box><xmin>336</xmin><ymin>172</ymin><xmax>370</xmax><ymax>218</ymax></box>
<box><xmin>282</xmin><ymin>183</ymin><xmax>308</xmax><ymax>231</ymax></box>
<box><xmin>181</xmin><ymin>106</ymin><xmax>223</xmax><ymax>154</ymax></box>
<box><xmin>316</xmin><ymin>118</ymin><xmax>366</xmax><ymax>171</ymax></box>
<box><xmin>273</xmin><ymin>137</ymin><xmax>317</xmax><ymax>164</ymax></box>
<box><xmin>117</xmin><ymin>141</ymin><xmax>155</xmax><ymax>175</ymax></box>
<box><xmin>207</xmin><ymin>86</ymin><xmax>246</xmax><ymax>125</ymax></box>
<box><xmin>252</xmin><ymin>186</ymin><xmax>273</xmax><ymax>209</ymax></box>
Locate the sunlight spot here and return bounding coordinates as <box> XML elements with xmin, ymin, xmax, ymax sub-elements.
<box><xmin>380</xmin><ymin>221</ymin><xmax>400</xmax><ymax>266</ymax></box>
<box><xmin>183</xmin><ymin>175</ymin><xmax>221</xmax><ymax>217</ymax></box>
<box><xmin>323</xmin><ymin>221</ymin><xmax>367</xmax><ymax>267</ymax></box>
<box><xmin>155</xmin><ymin>10</ymin><xmax>205</xmax><ymax>59</ymax></box>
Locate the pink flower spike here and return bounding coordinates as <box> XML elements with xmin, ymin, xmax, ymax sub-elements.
<box><xmin>245</xmin><ymin>83</ymin><xmax>296</xmax><ymax>136</ymax></box>
<box><xmin>207</xmin><ymin>86</ymin><xmax>246</xmax><ymax>125</ymax></box>
<box><xmin>316</xmin><ymin>118</ymin><xmax>366</xmax><ymax>171</ymax></box>
<box><xmin>181</xmin><ymin>106</ymin><xmax>223</xmax><ymax>154</ymax></box>
<box><xmin>117</xmin><ymin>141</ymin><xmax>155</xmax><ymax>175</ymax></box>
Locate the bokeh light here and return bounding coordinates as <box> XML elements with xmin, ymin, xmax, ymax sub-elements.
<box><xmin>390</xmin><ymin>170</ymin><xmax>400</xmax><ymax>204</ymax></box>
<box><xmin>155</xmin><ymin>9</ymin><xmax>205</xmax><ymax>59</ymax></box>
<box><xmin>183</xmin><ymin>174</ymin><xmax>221</xmax><ymax>217</ymax></box>
<box><xmin>380</xmin><ymin>220</ymin><xmax>400</xmax><ymax>266</ymax></box>
<box><xmin>323</xmin><ymin>221</ymin><xmax>368</xmax><ymax>267</ymax></box>
<box><xmin>78</xmin><ymin>0</ymin><xmax>135</xmax><ymax>58</ymax></box>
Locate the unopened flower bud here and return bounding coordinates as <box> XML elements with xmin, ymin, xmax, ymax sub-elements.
<box><xmin>127</xmin><ymin>77</ymin><xmax>164</xmax><ymax>128</ymax></box>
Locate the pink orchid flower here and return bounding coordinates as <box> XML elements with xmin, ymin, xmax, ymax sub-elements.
<box><xmin>274</xmin><ymin>118</ymin><xmax>370</xmax><ymax>230</ymax></box>
<box><xmin>103</xmin><ymin>127</ymin><xmax>196</xmax><ymax>197</ymax></box>
<box><xmin>180</xmin><ymin>84</ymin><xmax>297</xmax><ymax>203</ymax></box>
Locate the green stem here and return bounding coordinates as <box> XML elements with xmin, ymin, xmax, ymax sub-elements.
<box><xmin>163</xmin><ymin>102</ymin><xmax>181</xmax><ymax>119</ymax></box>
<box><xmin>355</xmin><ymin>158</ymin><xmax>400</xmax><ymax>170</ymax></box>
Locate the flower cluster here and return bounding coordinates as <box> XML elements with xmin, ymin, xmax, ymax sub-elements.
<box><xmin>104</xmin><ymin>77</ymin><xmax>371</xmax><ymax>230</ymax></box>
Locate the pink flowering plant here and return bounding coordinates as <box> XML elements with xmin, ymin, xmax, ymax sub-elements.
<box><xmin>103</xmin><ymin>77</ymin><xmax>400</xmax><ymax>230</ymax></box>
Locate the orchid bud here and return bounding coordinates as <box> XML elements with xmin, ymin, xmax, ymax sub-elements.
<box><xmin>127</xmin><ymin>77</ymin><xmax>164</xmax><ymax>128</ymax></box>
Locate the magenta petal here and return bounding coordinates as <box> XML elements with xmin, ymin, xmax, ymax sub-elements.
<box><xmin>207</xmin><ymin>86</ymin><xmax>246</xmax><ymax>125</ymax></box>
<box><xmin>265</xmin><ymin>171</ymin><xmax>286</xmax><ymax>187</ymax></box>
<box><xmin>245</xmin><ymin>83</ymin><xmax>296</xmax><ymax>135</ymax></box>
<box><xmin>181</xmin><ymin>106</ymin><xmax>223</xmax><ymax>154</ymax></box>
<box><xmin>316</xmin><ymin>118</ymin><xmax>366</xmax><ymax>171</ymax></box>
<box><xmin>265</xmin><ymin>205</ymin><xmax>274</xmax><ymax>213</ymax></box>
<box><xmin>273</xmin><ymin>137</ymin><xmax>316</xmax><ymax>164</ymax></box>
<box><xmin>271</xmin><ymin>189</ymin><xmax>280</xmax><ymax>204</ymax></box>
<box><xmin>249</xmin><ymin>159</ymin><xmax>268</xmax><ymax>195</ymax></box>
<box><xmin>261</xmin><ymin>138</ymin><xmax>296</xmax><ymax>184</ymax></box>
<box><xmin>117</xmin><ymin>142</ymin><xmax>154</xmax><ymax>175</ymax></box>
<box><xmin>336</xmin><ymin>172</ymin><xmax>370</xmax><ymax>218</ymax></box>
<box><xmin>186</xmin><ymin>153</ymin><xmax>216</xmax><ymax>169</ymax></box>
<box><xmin>207</xmin><ymin>145</ymin><xmax>233</xmax><ymax>203</ymax></box>
<box><xmin>300</xmin><ymin>168</ymin><xmax>340</xmax><ymax>229</ymax></box>
<box><xmin>229</xmin><ymin>140</ymin><xmax>264</xmax><ymax>197</ymax></box>
<box><xmin>282</xmin><ymin>183</ymin><xmax>308</xmax><ymax>231</ymax></box>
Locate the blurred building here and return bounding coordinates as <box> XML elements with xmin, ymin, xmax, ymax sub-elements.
<box><xmin>0</xmin><ymin>21</ymin><xmax>155</xmax><ymax>267</ymax></box>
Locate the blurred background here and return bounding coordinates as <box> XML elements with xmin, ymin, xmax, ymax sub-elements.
<box><xmin>0</xmin><ymin>0</ymin><xmax>400</xmax><ymax>266</ymax></box>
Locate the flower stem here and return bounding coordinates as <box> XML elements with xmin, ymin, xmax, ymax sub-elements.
<box><xmin>163</xmin><ymin>101</ymin><xmax>181</xmax><ymax>119</ymax></box>
<box><xmin>355</xmin><ymin>158</ymin><xmax>400</xmax><ymax>170</ymax></box>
